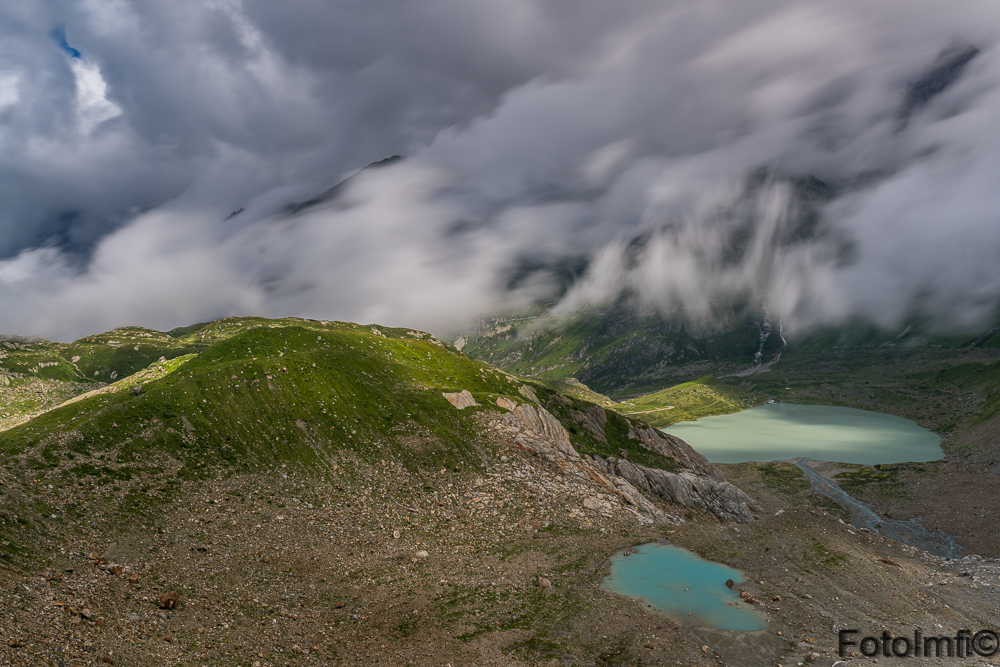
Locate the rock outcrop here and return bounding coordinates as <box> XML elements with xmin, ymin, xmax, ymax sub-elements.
<box><xmin>626</xmin><ymin>425</ymin><xmax>721</xmax><ymax>480</ymax></box>
<box><xmin>569</xmin><ymin>405</ymin><xmax>609</xmax><ymax>443</ymax></box>
<box><xmin>500</xmin><ymin>403</ymin><xmax>759</xmax><ymax>524</ymax></box>
<box><xmin>501</xmin><ymin>404</ymin><xmax>679</xmax><ymax>524</ymax></box>
<box><xmin>587</xmin><ymin>456</ymin><xmax>759</xmax><ymax>523</ymax></box>
<box><xmin>495</xmin><ymin>397</ymin><xmax>517</xmax><ymax>411</ymax></box>
<box><xmin>508</xmin><ymin>404</ymin><xmax>578</xmax><ymax>459</ymax></box>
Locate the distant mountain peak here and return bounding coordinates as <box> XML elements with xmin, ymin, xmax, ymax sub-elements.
<box><xmin>898</xmin><ymin>43</ymin><xmax>979</xmax><ymax>129</ymax></box>
<box><xmin>282</xmin><ymin>155</ymin><xmax>404</xmax><ymax>216</ymax></box>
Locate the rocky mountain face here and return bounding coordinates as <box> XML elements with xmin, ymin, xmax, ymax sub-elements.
<box><xmin>497</xmin><ymin>401</ymin><xmax>759</xmax><ymax>524</ymax></box>
<box><xmin>458</xmin><ymin>306</ymin><xmax>775</xmax><ymax>396</ymax></box>
<box><xmin>459</xmin><ymin>303</ymin><xmax>1000</xmax><ymax>398</ymax></box>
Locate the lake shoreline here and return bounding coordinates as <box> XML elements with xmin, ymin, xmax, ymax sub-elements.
<box><xmin>662</xmin><ymin>402</ymin><xmax>943</xmax><ymax>466</ymax></box>
<box><xmin>601</xmin><ymin>542</ymin><xmax>768</xmax><ymax>631</ymax></box>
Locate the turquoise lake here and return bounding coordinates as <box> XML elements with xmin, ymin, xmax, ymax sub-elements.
<box><xmin>601</xmin><ymin>543</ymin><xmax>766</xmax><ymax>631</ymax></box>
<box><xmin>663</xmin><ymin>403</ymin><xmax>943</xmax><ymax>465</ymax></box>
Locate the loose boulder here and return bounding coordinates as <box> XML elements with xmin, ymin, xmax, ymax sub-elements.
<box><xmin>158</xmin><ymin>591</ymin><xmax>179</xmax><ymax>610</ymax></box>
<box><xmin>495</xmin><ymin>397</ymin><xmax>517</xmax><ymax>411</ymax></box>
<box><xmin>442</xmin><ymin>390</ymin><xmax>477</xmax><ymax>409</ymax></box>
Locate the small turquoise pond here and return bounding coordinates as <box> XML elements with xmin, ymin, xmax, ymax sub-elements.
<box><xmin>663</xmin><ymin>403</ymin><xmax>943</xmax><ymax>465</ymax></box>
<box><xmin>601</xmin><ymin>543</ymin><xmax>766</xmax><ymax>631</ymax></box>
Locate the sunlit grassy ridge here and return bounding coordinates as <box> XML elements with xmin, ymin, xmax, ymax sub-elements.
<box><xmin>1</xmin><ymin>321</ymin><xmax>522</xmax><ymax>480</ymax></box>
<box><xmin>0</xmin><ymin>321</ymin><xmax>512</xmax><ymax>567</ymax></box>
<box><xmin>529</xmin><ymin>377</ymin><xmax>616</xmax><ymax>407</ymax></box>
<box><xmin>0</xmin><ymin>317</ymin><xmax>693</xmax><ymax>568</ymax></box>
<box><xmin>612</xmin><ymin>375</ymin><xmax>751</xmax><ymax>428</ymax></box>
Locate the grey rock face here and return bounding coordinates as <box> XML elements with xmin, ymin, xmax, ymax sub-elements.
<box><xmin>501</xmin><ymin>403</ymin><xmax>759</xmax><ymax>524</ymax></box>
<box><xmin>588</xmin><ymin>456</ymin><xmax>760</xmax><ymax>524</ymax></box>
<box><xmin>626</xmin><ymin>426</ymin><xmax>721</xmax><ymax>480</ymax></box>
<box><xmin>579</xmin><ymin>405</ymin><xmax>609</xmax><ymax>443</ymax></box>
<box><xmin>501</xmin><ymin>404</ymin><xmax>675</xmax><ymax>523</ymax></box>
<box><xmin>505</xmin><ymin>403</ymin><xmax>578</xmax><ymax>459</ymax></box>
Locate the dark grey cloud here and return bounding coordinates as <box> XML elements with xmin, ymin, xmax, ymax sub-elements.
<box><xmin>1</xmin><ymin>0</ymin><xmax>640</xmax><ymax>257</ymax></box>
<box><xmin>0</xmin><ymin>0</ymin><xmax>998</xmax><ymax>339</ymax></box>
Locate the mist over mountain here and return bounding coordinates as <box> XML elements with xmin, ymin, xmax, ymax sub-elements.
<box><xmin>1</xmin><ymin>1</ymin><xmax>999</xmax><ymax>340</ymax></box>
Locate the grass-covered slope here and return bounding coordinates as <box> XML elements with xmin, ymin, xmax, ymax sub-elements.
<box><xmin>0</xmin><ymin>316</ymin><xmax>738</xmax><ymax>572</ymax></box>
<box><xmin>527</xmin><ymin>377</ymin><xmax>616</xmax><ymax>407</ymax></box>
<box><xmin>0</xmin><ymin>327</ymin><xmax>199</xmax><ymax>384</ymax></box>
<box><xmin>459</xmin><ymin>309</ymin><xmax>770</xmax><ymax>397</ymax></box>
<box><xmin>0</xmin><ymin>316</ymin><xmax>454</xmax><ymax>429</ymax></box>
<box><xmin>1</xmin><ymin>321</ymin><xmax>524</xmax><ymax>474</ymax></box>
<box><xmin>0</xmin><ymin>319</ymin><xmax>535</xmax><ymax>568</ymax></box>
<box><xmin>612</xmin><ymin>375</ymin><xmax>752</xmax><ymax>428</ymax></box>
<box><xmin>0</xmin><ymin>325</ymin><xmax>203</xmax><ymax>428</ymax></box>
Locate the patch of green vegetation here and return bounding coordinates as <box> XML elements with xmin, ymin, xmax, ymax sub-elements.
<box><xmin>811</xmin><ymin>495</ymin><xmax>852</xmax><ymax>522</ymax></box>
<box><xmin>612</xmin><ymin>375</ymin><xmax>750</xmax><ymax>427</ymax></box>
<box><xmin>808</xmin><ymin>539</ymin><xmax>846</xmax><ymax>567</ymax></box>
<box><xmin>834</xmin><ymin>464</ymin><xmax>907</xmax><ymax>499</ymax></box>
<box><xmin>757</xmin><ymin>463</ymin><xmax>810</xmax><ymax>494</ymax></box>
<box><xmin>395</xmin><ymin>615</ymin><xmax>422</xmax><ymax>638</ymax></box>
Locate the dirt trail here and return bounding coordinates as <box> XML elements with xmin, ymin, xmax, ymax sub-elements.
<box><xmin>619</xmin><ymin>405</ymin><xmax>675</xmax><ymax>415</ymax></box>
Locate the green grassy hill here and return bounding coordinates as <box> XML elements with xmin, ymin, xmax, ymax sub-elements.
<box><xmin>0</xmin><ymin>316</ymin><xmax>692</xmax><ymax>571</ymax></box>
<box><xmin>612</xmin><ymin>375</ymin><xmax>751</xmax><ymax>428</ymax></box>
<box><xmin>0</xmin><ymin>320</ymin><xmax>518</xmax><ymax>557</ymax></box>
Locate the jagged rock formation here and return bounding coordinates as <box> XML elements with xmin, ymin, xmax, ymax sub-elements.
<box><xmin>626</xmin><ymin>425</ymin><xmax>721</xmax><ymax>480</ymax></box>
<box><xmin>588</xmin><ymin>456</ymin><xmax>758</xmax><ymax>523</ymax></box>
<box><xmin>499</xmin><ymin>402</ymin><xmax>759</xmax><ymax>523</ymax></box>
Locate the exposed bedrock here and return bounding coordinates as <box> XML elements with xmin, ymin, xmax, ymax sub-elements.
<box><xmin>500</xmin><ymin>402</ymin><xmax>759</xmax><ymax>523</ymax></box>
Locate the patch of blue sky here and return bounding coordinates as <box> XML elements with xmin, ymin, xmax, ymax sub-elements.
<box><xmin>50</xmin><ymin>25</ymin><xmax>81</xmax><ymax>59</ymax></box>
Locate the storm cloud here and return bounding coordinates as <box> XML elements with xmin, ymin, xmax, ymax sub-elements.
<box><xmin>0</xmin><ymin>0</ymin><xmax>999</xmax><ymax>340</ymax></box>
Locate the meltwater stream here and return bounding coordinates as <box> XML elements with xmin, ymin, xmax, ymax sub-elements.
<box><xmin>792</xmin><ymin>458</ymin><xmax>963</xmax><ymax>559</ymax></box>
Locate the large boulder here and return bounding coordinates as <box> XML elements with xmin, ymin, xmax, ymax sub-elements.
<box><xmin>442</xmin><ymin>390</ymin><xmax>478</xmax><ymax>409</ymax></box>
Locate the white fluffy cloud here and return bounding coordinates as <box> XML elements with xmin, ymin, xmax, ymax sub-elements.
<box><xmin>0</xmin><ymin>0</ymin><xmax>999</xmax><ymax>339</ymax></box>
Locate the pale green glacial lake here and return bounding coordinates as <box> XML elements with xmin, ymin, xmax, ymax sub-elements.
<box><xmin>662</xmin><ymin>403</ymin><xmax>943</xmax><ymax>465</ymax></box>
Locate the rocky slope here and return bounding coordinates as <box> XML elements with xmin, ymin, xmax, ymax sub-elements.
<box><xmin>0</xmin><ymin>316</ymin><xmax>782</xmax><ymax>666</ymax></box>
<box><xmin>2</xmin><ymin>395</ymin><xmax>997</xmax><ymax>666</ymax></box>
<box><xmin>498</xmin><ymin>402</ymin><xmax>758</xmax><ymax>524</ymax></box>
